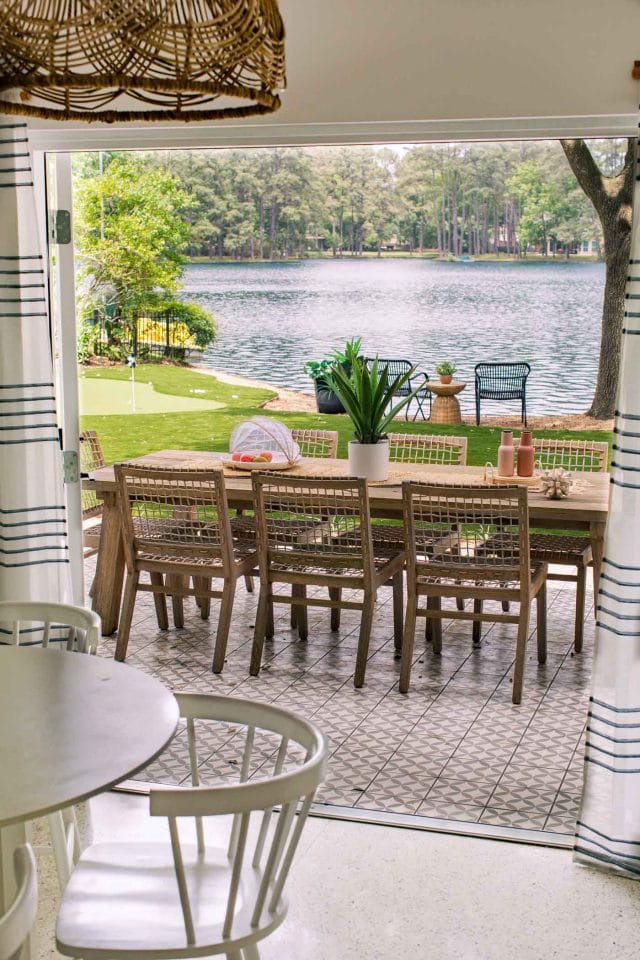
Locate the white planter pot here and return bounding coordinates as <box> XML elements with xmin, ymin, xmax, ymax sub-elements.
<box><xmin>348</xmin><ymin>439</ymin><xmax>390</xmax><ymax>482</ymax></box>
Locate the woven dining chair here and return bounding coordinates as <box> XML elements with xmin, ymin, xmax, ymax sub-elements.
<box><xmin>400</xmin><ymin>483</ymin><xmax>548</xmax><ymax>704</ymax></box>
<box><xmin>244</xmin><ymin>428</ymin><xmax>340</xmax><ymax>605</ymax></box>
<box><xmin>373</xmin><ymin>433</ymin><xmax>469</xmax><ymax>623</ymax></box>
<box><xmin>388</xmin><ymin>432</ymin><xmax>468</xmax><ymax>466</ymax></box>
<box><xmin>114</xmin><ymin>465</ymin><xmax>258</xmax><ymax>673</ymax></box>
<box><xmin>528</xmin><ymin>438</ymin><xmax>608</xmax><ymax>652</ymax></box>
<box><xmin>251</xmin><ymin>474</ymin><xmax>406</xmax><ymax>687</ymax></box>
<box><xmin>56</xmin><ymin>693</ymin><xmax>327</xmax><ymax>960</ymax></box>
<box><xmin>291</xmin><ymin>427</ymin><xmax>339</xmax><ymax>459</ymax></box>
<box><xmin>79</xmin><ymin>430</ymin><xmax>106</xmax><ymax>558</ymax></box>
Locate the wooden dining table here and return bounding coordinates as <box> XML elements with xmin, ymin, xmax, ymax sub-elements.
<box><xmin>86</xmin><ymin>450</ymin><xmax>610</xmax><ymax>636</ymax></box>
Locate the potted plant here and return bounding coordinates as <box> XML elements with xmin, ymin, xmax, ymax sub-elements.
<box><xmin>435</xmin><ymin>361</ymin><xmax>457</xmax><ymax>385</ymax></box>
<box><xmin>304</xmin><ymin>338</ymin><xmax>362</xmax><ymax>414</ymax></box>
<box><xmin>326</xmin><ymin>345</ymin><xmax>421</xmax><ymax>481</ymax></box>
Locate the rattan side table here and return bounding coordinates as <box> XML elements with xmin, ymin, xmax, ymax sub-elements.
<box><xmin>425</xmin><ymin>380</ymin><xmax>466</xmax><ymax>425</ymax></box>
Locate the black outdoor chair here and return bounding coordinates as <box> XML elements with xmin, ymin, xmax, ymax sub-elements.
<box><xmin>474</xmin><ymin>361</ymin><xmax>531</xmax><ymax>425</ymax></box>
<box><xmin>363</xmin><ymin>357</ymin><xmax>431</xmax><ymax>421</ymax></box>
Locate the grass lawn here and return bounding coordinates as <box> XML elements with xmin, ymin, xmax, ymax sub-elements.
<box><xmin>80</xmin><ymin>364</ymin><xmax>613</xmax><ymax>467</ymax></box>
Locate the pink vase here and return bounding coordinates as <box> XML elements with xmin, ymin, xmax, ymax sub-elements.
<box><xmin>517</xmin><ymin>430</ymin><xmax>535</xmax><ymax>477</ymax></box>
<box><xmin>497</xmin><ymin>430</ymin><xmax>514</xmax><ymax>477</ymax></box>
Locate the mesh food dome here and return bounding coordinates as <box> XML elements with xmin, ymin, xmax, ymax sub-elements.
<box><xmin>229</xmin><ymin>417</ymin><xmax>300</xmax><ymax>463</ymax></box>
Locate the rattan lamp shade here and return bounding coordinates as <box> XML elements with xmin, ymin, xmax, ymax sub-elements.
<box><xmin>0</xmin><ymin>1</ymin><xmax>285</xmax><ymax>122</ymax></box>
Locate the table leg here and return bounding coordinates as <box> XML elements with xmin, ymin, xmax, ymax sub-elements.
<box><xmin>590</xmin><ymin>520</ymin><xmax>606</xmax><ymax>601</ymax></box>
<box><xmin>91</xmin><ymin>492</ymin><xmax>125</xmax><ymax>636</ymax></box>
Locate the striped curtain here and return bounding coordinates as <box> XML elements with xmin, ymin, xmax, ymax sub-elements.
<box><xmin>574</xmin><ymin>139</ymin><xmax>640</xmax><ymax>877</ymax></box>
<box><xmin>0</xmin><ymin>122</ymin><xmax>70</xmax><ymax>613</ymax></box>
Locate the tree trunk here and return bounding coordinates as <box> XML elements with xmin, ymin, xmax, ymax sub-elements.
<box><xmin>560</xmin><ymin>137</ymin><xmax>634</xmax><ymax>418</ymax></box>
<box><xmin>258</xmin><ymin>196</ymin><xmax>265</xmax><ymax>259</ymax></box>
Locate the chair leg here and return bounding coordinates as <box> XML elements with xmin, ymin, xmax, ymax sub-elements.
<box><xmin>212</xmin><ymin>578</ymin><xmax>236</xmax><ymax>673</ymax></box>
<box><xmin>244</xmin><ymin>574</ymin><xmax>254</xmax><ymax>593</ymax></box>
<box><xmin>537</xmin><ymin>581</ymin><xmax>547</xmax><ymax>664</ymax></box>
<box><xmin>115</xmin><ymin>571</ymin><xmax>139</xmax><ymax>661</ymax></box>
<box><xmin>150</xmin><ymin>571</ymin><xmax>168</xmax><ymax>629</ymax></box>
<box><xmin>399</xmin><ymin>590</ymin><xmax>418</xmax><ymax>694</ymax></box>
<box><xmin>430</xmin><ymin>596</ymin><xmax>442</xmax><ymax>654</ymax></box>
<box><xmin>512</xmin><ymin>604</ymin><xmax>531</xmax><ymax>705</ymax></box>
<box><xmin>167</xmin><ymin>573</ymin><xmax>186</xmax><ymax>629</ymax></box>
<box><xmin>392</xmin><ymin>571</ymin><xmax>403</xmax><ymax>652</ymax></box>
<box><xmin>292</xmin><ymin>584</ymin><xmax>308</xmax><ymax>640</ymax></box>
<box><xmin>472</xmin><ymin>598</ymin><xmax>483</xmax><ymax>647</ymax></box>
<box><xmin>266</xmin><ymin>600</ymin><xmax>275</xmax><ymax>640</ymax></box>
<box><xmin>574</xmin><ymin>566</ymin><xmax>586</xmax><ymax>653</ymax></box>
<box><xmin>354</xmin><ymin>596</ymin><xmax>375</xmax><ymax>688</ymax></box>
<box><xmin>475</xmin><ymin>394</ymin><xmax>481</xmax><ymax>426</ymax></box>
<box><xmin>250</xmin><ymin>584</ymin><xmax>272</xmax><ymax>676</ymax></box>
<box><xmin>329</xmin><ymin>586</ymin><xmax>342</xmax><ymax>631</ymax></box>
<box><xmin>193</xmin><ymin>576</ymin><xmax>211</xmax><ymax>620</ymax></box>
<box><xmin>501</xmin><ymin>600</ymin><xmax>510</xmax><ymax>613</ymax></box>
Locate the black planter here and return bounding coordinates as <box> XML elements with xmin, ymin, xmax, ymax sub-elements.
<box><xmin>313</xmin><ymin>376</ymin><xmax>345</xmax><ymax>414</ymax></box>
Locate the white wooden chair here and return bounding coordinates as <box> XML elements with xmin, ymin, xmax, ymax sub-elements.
<box><xmin>0</xmin><ymin>601</ymin><xmax>101</xmax><ymax>891</ymax></box>
<box><xmin>56</xmin><ymin>693</ymin><xmax>327</xmax><ymax>960</ymax></box>
<box><xmin>0</xmin><ymin>845</ymin><xmax>38</xmax><ymax>960</ymax></box>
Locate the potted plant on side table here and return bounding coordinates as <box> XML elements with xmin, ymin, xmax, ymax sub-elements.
<box><xmin>326</xmin><ymin>345</ymin><xmax>421</xmax><ymax>481</ymax></box>
<box><xmin>435</xmin><ymin>361</ymin><xmax>457</xmax><ymax>385</ymax></box>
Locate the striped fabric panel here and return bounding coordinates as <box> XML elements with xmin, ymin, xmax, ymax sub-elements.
<box><xmin>0</xmin><ymin>123</ymin><xmax>70</xmax><ymax>603</ymax></box>
<box><xmin>574</xmin><ymin>136</ymin><xmax>640</xmax><ymax>879</ymax></box>
<box><xmin>0</xmin><ymin>121</ymin><xmax>33</xmax><ymax>189</ymax></box>
<box><xmin>0</xmin><ymin>381</ymin><xmax>60</xmax><ymax>445</ymax></box>
<box><xmin>0</xmin><ymin>503</ymin><xmax>69</xmax><ymax>568</ymax></box>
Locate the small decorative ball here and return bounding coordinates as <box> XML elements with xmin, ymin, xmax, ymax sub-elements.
<box><xmin>539</xmin><ymin>468</ymin><xmax>573</xmax><ymax>499</ymax></box>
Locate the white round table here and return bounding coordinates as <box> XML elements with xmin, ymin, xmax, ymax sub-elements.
<box><xmin>0</xmin><ymin>647</ymin><xmax>179</xmax><ymax>927</ymax></box>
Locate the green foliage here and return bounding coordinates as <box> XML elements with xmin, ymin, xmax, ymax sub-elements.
<box><xmin>151</xmin><ymin>300</ymin><xmax>217</xmax><ymax>349</ymax></box>
<box><xmin>435</xmin><ymin>360</ymin><xmax>457</xmax><ymax>377</ymax></box>
<box><xmin>74</xmin><ymin>155</ymin><xmax>192</xmax><ymax>324</ymax></box>
<box><xmin>303</xmin><ymin>337</ymin><xmax>361</xmax><ymax>381</ymax></box>
<box><xmin>326</xmin><ymin>350</ymin><xmax>420</xmax><ymax>444</ymax></box>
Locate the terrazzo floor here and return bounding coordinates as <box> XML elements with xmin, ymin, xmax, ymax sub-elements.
<box><xmin>91</xmin><ymin>558</ymin><xmax>593</xmax><ymax>839</ymax></box>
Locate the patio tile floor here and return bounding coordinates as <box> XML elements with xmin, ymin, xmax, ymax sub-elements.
<box><xmin>92</xmin><ymin>562</ymin><xmax>592</xmax><ymax>838</ymax></box>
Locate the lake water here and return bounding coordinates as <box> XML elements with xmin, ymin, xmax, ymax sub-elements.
<box><xmin>183</xmin><ymin>259</ymin><xmax>605</xmax><ymax>416</ymax></box>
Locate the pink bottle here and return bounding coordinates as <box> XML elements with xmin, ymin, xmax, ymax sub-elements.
<box><xmin>497</xmin><ymin>430</ymin><xmax>515</xmax><ymax>477</ymax></box>
<box><xmin>517</xmin><ymin>430</ymin><xmax>535</xmax><ymax>477</ymax></box>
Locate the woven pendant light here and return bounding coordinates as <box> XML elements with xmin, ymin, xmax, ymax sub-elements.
<box><xmin>0</xmin><ymin>1</ymin><xmax>285</xmax><ymax>123</ymax></box>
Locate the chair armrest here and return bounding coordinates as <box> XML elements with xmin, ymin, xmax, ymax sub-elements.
<box><xmin>410</xmin><ymin>371</ymin><xmax>430</xmax><ymax>391</ymax></box>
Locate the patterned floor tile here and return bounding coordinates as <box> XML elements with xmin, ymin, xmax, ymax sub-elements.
<box><xmin>416</xmin><ymin>799</ymin><xmax>484</xmax><ymax>821</ymax></box>
<box><xmin>479</xmin><ymin>807</ymin><xmax>549</xmax><ymax>830</ymax></box>
<box><xmin>87</xmin><ymin>557</ymin><xmax>593</xmax><ymax>836</ymax></box>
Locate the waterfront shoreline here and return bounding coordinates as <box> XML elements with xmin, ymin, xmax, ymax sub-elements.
<box><xmin>193</xmin><ymin>365</ymin><xmax>613</xmax><ymax>431</ymax></box>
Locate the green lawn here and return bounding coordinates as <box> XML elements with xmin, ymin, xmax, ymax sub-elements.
<box><xmin>80</xmin><ymin>364</ymin><xmax>612</xmax><ymax>466</ymax></box>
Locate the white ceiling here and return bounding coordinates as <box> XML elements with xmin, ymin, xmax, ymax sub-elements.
<box><xmin>28</xmin><ymin>0</ymin><xmax>640</xmax><ymax>151</ymax></box>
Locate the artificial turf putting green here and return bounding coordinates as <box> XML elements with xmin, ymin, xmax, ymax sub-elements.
<box><xmin>79</xmin><ymin>375</ymin><xmax>226</xmax><ymax>416</ymax></box>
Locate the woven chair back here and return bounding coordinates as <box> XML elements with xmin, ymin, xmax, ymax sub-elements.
<box><xmin>252</xmin><ymin>474</ymin><xmax>374</xmax><ymax>578</ymax></box>
<box><xmin>388</xmin><ymin>433</ymin><xmax>467</xmax><ymax>465</ymax></box>
<box><xmin>115</xmin><ymin>465</ymin><xmax>234</xmax><ymax>575</ymax></box>
<box><xmin>291</xmin><ymin>428</ymin><xmax>339</xmax><ymax>459</ymax></box>
<box><xmin>402</xmin><ymin>483</ymin><xmax>530</xmax><ymax>585</ymax></box>
<box><xmin>79</xmin><ymin>430</ymin><xmax>105</xmax><ymax>520</ymax></box>
<box><xmin>530</xmin><ymin>438</ymin><xmax>608</xmax><ymax>473</ymax></box>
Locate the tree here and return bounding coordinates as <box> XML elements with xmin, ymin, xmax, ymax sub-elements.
<box><xmin>74</xmin><ymin>155</ymin><xmax>192</xmax><ymax>328</ymax></box>
<box><xmin>560</xmin><ymin>138</ymin><xmax>634</xmax><ymax>418</ymax></box>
